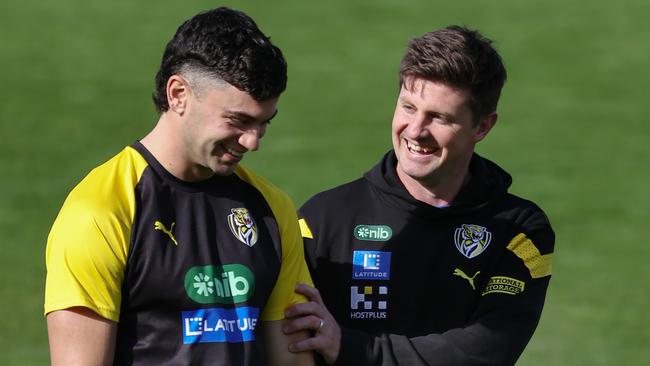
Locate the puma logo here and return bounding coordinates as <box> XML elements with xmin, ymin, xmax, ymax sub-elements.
<box><xmin>453</xmin><ymin>268</ymin><xmax>480</xmax><ymax>290</ymax></box>
<box><xmin>154</xmin><ymin>221</ymin><xmax>178</xmax><ymax>246</ymax></box>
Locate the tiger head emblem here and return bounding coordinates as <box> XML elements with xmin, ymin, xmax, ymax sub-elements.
<box><xmin>227</xmin><ymin>208</ymin><xmax>258</xmax><ymax>247</ymax></box>
<box><xmin>454</xmin><ymin>224</ymin><xmax>492</xmax><ymax>259</ymax></box>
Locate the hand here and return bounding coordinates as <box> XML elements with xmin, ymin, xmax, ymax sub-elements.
<box><xmin>283</xmin><ymin>283</ymin><xmax>341</xmax><ymax>365</ymax></box>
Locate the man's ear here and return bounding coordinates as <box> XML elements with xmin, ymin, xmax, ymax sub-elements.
<box><xmin>474</xmin><ymin>112</ymin><xmax>497</xmax><ymax>143</ymax></box>
<box><xmin>166</xmin><ymin>75</ymin><xmax>190</xmax><ymax>115</ymax></box>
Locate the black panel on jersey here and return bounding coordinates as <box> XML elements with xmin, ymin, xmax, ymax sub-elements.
<box><xmin>114</xmin><ymin>142</ymin><xmax>282</xmax><ymax>365</ymax></box>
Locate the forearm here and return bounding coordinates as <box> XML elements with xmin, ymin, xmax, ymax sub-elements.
<box><xmin>322</xmin><ymin>275</ymin><xmax>548</xmax><ymax>364</ymax></box>
<box><xmin>47</xmin><ymin>307</ymin><xmax>117</xmax><ymax>366</ymax></box>
<box><xmin>335</xmin><ymin>308</ymin><xmax>541</xmax><ymax>366</ymax></box>
<box><xmin>263</xmin><ymin>320</ymin><xmax>315</xmax><ymax>366</ymax></box>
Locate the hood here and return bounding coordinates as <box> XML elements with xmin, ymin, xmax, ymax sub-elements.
<box><xmin>363</xmin><ymin>150</ymin><xmax>512</xmax><ymax>217</ymax></box>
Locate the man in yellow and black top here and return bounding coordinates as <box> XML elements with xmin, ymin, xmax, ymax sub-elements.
<box><xmin>283</xmin><ymin>27</ymin><xmax>555</xmax><ymax>365</ymax></box>
<box><xmin>44</xmin><ymin>7</ymin><xmax>313</xmax><ymax>366</ymax></box>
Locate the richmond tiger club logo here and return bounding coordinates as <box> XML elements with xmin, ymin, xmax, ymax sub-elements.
<box><xmin>228</xmin><ymin>208</ymin><xmax>258</xmax><ymax>247</ymax></box>
<box><xmin>454</xmin><ymin>224</ymin><xmax>492</xmax><ymax>259</ymax></box>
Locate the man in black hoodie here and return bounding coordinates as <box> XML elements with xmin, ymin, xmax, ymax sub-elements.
<box><xmin>283</xmin><ymin>26</ymin><xmax>555</xmax><ymax>365</ymax></box>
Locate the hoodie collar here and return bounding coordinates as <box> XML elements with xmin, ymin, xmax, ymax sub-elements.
<box><xmin>364</xmin><ymin>150</ymin><xmax>512</xmax><ymax>216</ymax></box>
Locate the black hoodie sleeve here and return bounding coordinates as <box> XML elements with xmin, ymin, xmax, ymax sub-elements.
<box><xmin>335</xmin><ymin>278</ymin><xmax>551</xmax><ymax>365</ymax></box>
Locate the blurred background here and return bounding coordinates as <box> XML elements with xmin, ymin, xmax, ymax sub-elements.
<box><xmin>1</xmin><ymin>0</ymin><xmax>648</xmax><ymax>364</ymax></box>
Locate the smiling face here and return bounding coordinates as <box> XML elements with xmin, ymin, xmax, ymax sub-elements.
<box><xmin>391</xmin><ymin>78</ymin><xmax>495</xmax><ymax>196</ymax></box>
<box><xmin>180</xmin><ymin>80</ymin><xmax>278</xmax><ymax>179</ymax></box>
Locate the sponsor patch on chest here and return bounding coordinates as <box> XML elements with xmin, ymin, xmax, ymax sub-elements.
<box><xmin>182</xmin><ymin>306</ymin><xmax>259</xmax><ymax>344</ymax></box>
<box><xmin>353</xmin><ymin>225</ymin><xmax>393</xmax><ymax>241</ymax></box>
<box><xmin>184</xmin><ymin>264</ymin><xmax>254</xmax><ymax>304</ymax></box>
<box><xmin>352</xmin><ymin>250</ymin><xmax>392</xmax><ymax>280</ymax></box>
<box><xmin>349</xmin><ymin>285</ymin><xmax>388</xmax><ymax>319</ymax></box>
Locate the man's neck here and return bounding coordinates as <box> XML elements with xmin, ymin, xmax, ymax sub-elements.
<box><xmin>396</xmin><ymin>165</ymin><xmax>470</xmax><ymax>208</ymax></box>
<box><xmin>140</xmin><ymin>115</ymin><xmax>213</xmax><ymax>182</ymax></box>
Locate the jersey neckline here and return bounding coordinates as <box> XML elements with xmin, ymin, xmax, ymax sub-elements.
<box><xmin>130</xmin><ymin>140</ymin><xmax>233</xmax><ymax>192</ymax></box>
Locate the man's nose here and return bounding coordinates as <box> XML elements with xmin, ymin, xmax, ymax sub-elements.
<box><xmin>404</xmin><ymin>115</ymin><xmax>430</xmax><ymax>139</ymax></box>
<box><xmin>239</xmin><ymin>128</ymin><xmax>261</xmax><ymax>151</ymax></box>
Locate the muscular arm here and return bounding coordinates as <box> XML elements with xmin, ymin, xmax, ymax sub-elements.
<box><xmin>261</xmin><ymin>320</ymin><xmax>314</xmax><ymax>366</ymax></box>
<box><xmin>47</xmin><ymin>307</ymin><xmax>117</xmax><ymax>366</ymax></box>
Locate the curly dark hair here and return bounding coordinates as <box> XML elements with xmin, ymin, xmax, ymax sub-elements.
<box><xmin>152</xmin><ymin>7</ymin><xmax>287</xmax><ymax>113</ymax></box>
<box><xmin>399</xmin><ymin>26</ymin><xmax>507</xmax><ymax>122</ymax></box>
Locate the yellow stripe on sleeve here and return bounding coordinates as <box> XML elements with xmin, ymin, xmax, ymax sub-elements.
<box><xmin>298</xmin><ymin>218</ymin><xmax>313</xmax><ymax>239</ymax></box>
<box><xmin>506</xmin><ymin>233</ymin><xmax>553</xmax><ymax>279</ymax></box>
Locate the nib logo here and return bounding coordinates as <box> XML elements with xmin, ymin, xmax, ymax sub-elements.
<box><xmin>184</xmin><ymin>264</ymin><xmax>255</xmax><ymax>304</ymax></box>
<box><xmin>354</xmin><ymin>225</ymin><xmax>392</xmax><ymax>241</ymax></box>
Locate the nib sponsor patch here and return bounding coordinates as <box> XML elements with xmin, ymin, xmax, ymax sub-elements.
<box><xmin>184</xmin><ymin>264</ymin><xmax>254</xmax><ymax>304</ymax></box>
<box><xmin>354</xmin><ymin>225</ymin><xmax>392</xmax><ymax>241</ymax></box>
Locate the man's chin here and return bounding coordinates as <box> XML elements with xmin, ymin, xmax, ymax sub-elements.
<box><xmin>213</xmin><ymin>166</ymin><xmax>237</xmax><ymax>176</ymax></box>
<box><xmin>398</xmin><ymin>160</ymin><xmax>444</xmax><ymax>183</ymax></box>
<box><xmin>398</xmin><ymin>159</ymin><xmax>438</xmax><ymax>176</ymax></box>
<box><xmin>201</xmin><ymin>160</ymin><xmax>235</xmax><ymax>177</ymax></box>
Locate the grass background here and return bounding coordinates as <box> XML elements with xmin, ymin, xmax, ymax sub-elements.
<box><xmin>1</xmin><ymin>0</ymin><xmax>648</xmax><ymax>364</ymax></box>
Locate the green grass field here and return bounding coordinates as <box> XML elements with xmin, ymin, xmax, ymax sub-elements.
<box><xmin>1</xmin><ymin>0</ymin><xmax>648</xmax><ymax>364</ymax></box>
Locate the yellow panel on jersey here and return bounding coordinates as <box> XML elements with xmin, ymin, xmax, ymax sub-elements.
<box><xmin>235</xmin><ymin>165</ymin><xmax>313</xmax><ymax>321</ymax></box>
<box><xmin>44</xmin><ymin>146</ymin><xmax>148</xmax><ymax>321</ymax></box>
<box><xmin>506</xmin><ymin>233</ymin><xmax>553</xmax><ymax>279</ymax></box>
<box><xmin>298</xmin><ymin>218</ymin><xmax>314</xmax><ymax>239</ymax></box>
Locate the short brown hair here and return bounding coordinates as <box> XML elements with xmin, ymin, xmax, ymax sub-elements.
<box><xmin>399</xmin><ymin>26</ymin><xmax>506</xmax><ymax>122</ymax></box>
